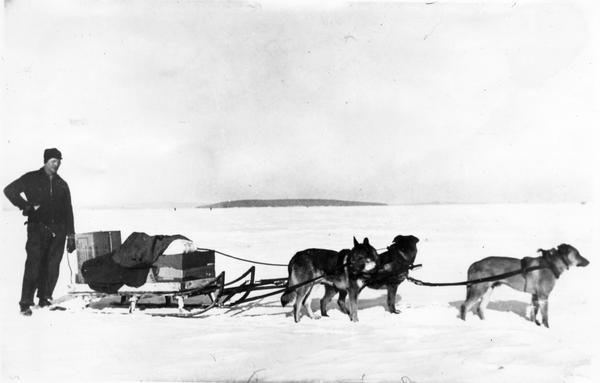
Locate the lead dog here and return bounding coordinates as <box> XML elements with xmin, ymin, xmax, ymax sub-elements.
<box><xmin>281</xmin><ymin>237</ymin><xmax>379</xmax><ymax>323</ymax></box>
<box><xmin>460</xmin><ymin>244</ymin><xmax>589</xmax><ymax>327</ymax></box>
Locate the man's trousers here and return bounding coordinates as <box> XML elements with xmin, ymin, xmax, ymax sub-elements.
<box><xmin>20</xmin><ymin>223</ymin><xmax>66</xmax><ymax>307</ymax></box>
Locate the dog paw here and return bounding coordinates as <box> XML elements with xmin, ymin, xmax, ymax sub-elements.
<box><xmin>389</xmin><ymin>308</ymin><xmax>401</xmax><ymax>314</ymax></box>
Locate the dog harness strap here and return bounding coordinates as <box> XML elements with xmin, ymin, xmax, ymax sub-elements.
<box><xmin>520</xmin><ymin>258</ymin><xmax>529</xmax><ymax>291</ymax></box>
<box><xmin>407</xmin><ymin>265</ymin><xmax>547</xmax><ymax>287</ymax></box>
<box><xmin>520</xmin><ymin>258</ymin><xmax>529</xmax><ymax>277</ymax></box>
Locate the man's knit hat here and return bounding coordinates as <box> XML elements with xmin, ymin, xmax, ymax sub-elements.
<box><xmin>44</xmin><ymin>148</ymin><xmax>62</xmax><ymax>163</ymax></box>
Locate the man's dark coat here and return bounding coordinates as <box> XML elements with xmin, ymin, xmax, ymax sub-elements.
<box><xmin>4</xmin><ymin>167</ymin><xmax>74</xmax><ymax>234</ymax></box>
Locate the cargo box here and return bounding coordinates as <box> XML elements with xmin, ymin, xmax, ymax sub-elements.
<box><xmin>74</xmin><ymin>231</ymin><xmax>122</xmax><ymax>283</ymax></box>
<box><xmin>151</xmin><ymin>249</ymin><xmax>216</xmax><ymax>282</ymax></box>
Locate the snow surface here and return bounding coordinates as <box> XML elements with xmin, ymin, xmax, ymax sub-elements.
<box><xmin>1</xmin><ymin>204</ymin><xmax>598</xmax><ymax>382</ymax></box>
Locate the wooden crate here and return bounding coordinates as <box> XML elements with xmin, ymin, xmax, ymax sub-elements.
<box><xmin>74</xmin><ymin>231</ymin><xmax>121</xmax><ymax>283</ymax></box>
<box><xmin>151</xmin><ymin>249</ymin><xmax>215</xmax><ymax>282</ymax></box>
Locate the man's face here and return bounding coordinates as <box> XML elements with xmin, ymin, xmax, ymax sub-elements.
<box><xmin>44</xmin><ymin>158</ymin><xmax>61</xmax><ymax>174</ymax></box>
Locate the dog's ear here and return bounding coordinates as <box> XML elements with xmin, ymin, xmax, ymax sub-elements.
<box><xmin>538</xmin><ymin>248</ymin><xmax>557</xmax><ymax>257</ymax></box>
<box><xmin>353</xmin><ymin>237</ymin><xmax>359</xmax><ymax>247</ymax></box>
<box><xmin>537</xmin><ymin>248</ymin><xmax>552</xmax><ymax>257</ymax></box>
<box><xmin>363</xmin><ymin>237</ymin><xmax>370</xmax><ymax>246</ymax></box>
<box><xmin>409</xmin><ymin>235</ymin><xmax>419</xmax><ymax>244</ymax></box>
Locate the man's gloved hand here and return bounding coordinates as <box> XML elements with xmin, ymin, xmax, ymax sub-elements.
<box><xmin>22</xmin><ymin>205</ymin><xmax>35</xmax><ymax>217</ymax></box>
<box><xmin>66</xmin><ymin>235</ymin><xmax>76</xmax><ymax>253</ymax></box>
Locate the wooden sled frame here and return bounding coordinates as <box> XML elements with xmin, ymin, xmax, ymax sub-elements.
<box><xmin>66</xmin><ymin>266</ymin><xmax>288</xmax><ymax>317</ymax></box>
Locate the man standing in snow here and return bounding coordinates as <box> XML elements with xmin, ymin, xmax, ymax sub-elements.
<box><xmin>4</xmin><ymin>148</ymin><xmax>76</xmax><ymax>316</ymax></box>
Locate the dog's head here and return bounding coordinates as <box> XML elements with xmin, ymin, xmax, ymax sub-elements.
<box><xmin>537</xmin><ymin>244</ymin><xmax>589</xmax><ymax>269</ymax></box>
<box><xmin>557</xmin><ymin>243</ymin><xmax>589</xmax><ymax>268</ymax></box>
<box><xmin>389</xmin><ymin>234</ymin><xmax>420</xmax><ymax>265</ymax></box>
<box><xmin>347</xmin><ymin>237</ymin><xmax>379</xmax><ymax>277</ymax></box>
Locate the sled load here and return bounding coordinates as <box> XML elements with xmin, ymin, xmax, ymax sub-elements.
<box><xmin>68</xmin><ymin>231</ymin><xmax>287</xmax><ymax>315</ymax></box>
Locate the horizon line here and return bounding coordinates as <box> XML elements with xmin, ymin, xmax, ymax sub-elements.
<box><xmin>2</xmin><ymin>200</ymin><xmax>588</xmax><ymax>211</ymax></box>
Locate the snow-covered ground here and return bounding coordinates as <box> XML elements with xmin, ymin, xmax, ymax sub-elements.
<box><xmin>1</xmin><ymin>204</ymin><xmax>598</xmax><ymax>382</ymax></box>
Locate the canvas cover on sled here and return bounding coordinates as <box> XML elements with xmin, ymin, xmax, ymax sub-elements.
<box><xmin>81</xmin><ymin>232</ymin><xmax>188</xmax><ymax>293</ymax></box>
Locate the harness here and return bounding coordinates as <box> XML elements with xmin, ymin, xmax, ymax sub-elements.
<box><xmin>408</xmin><ymin>250</ymin><xmax>570</xmax><ymax>287</ymax></box>
<box><xmin>284</xmin><ymin>248</ymin><xmax>387</xmax><ymax>295</ymax></box>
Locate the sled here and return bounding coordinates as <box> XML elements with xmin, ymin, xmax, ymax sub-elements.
<box><xmin>67</xmin><ymin>265</ymin><xmax>287</xmax><ymax>316</ymax></box>
<box><xmin>146</xmin><ymin>266</ymin><xmax>289</xmax><ymax>318</ymax></box>
<box><xmin>65</xmin><ymin>231</ymin><xmax>288</xmax><ymax>316</ymax></box>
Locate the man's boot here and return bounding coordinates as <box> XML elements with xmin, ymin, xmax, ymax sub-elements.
<box><xmin>19</xmin><ymin>304</ymin><xmax>32</xmax><ymax>316</ymax></box>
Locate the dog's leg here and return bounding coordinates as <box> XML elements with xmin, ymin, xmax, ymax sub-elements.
<box><xmin>293</xmin><ymin>286</ymin><xmax>309</xmax><ymax>323</ymax></box>
<box><xmin>320</xmin><ymin>285</ymin><xmax>337</xmax><ymax>317</ymax></box>
<box><xmin>539</xmin><ymin>297</ymin><xmax>549</xmax><ymax>328</ymax></box>
<box><xmin>386</xmin><ymin>284</ymin><xmax>400</xmax><ymax>314</ymax></box>
<box><xmin>337</xmin><ymin>290</ymin><xmax>349</xmax><ymax>315</ymax></box>
<box><xmin>302</xmin><ymin>285</ymin><xmax>320</xmax><ymax>320</ymax></box>
<box><xmin>476</xmin><ymin>287</ymin><xmax>493</xmax><ymax>320</ymax></box>
<box><xmin>528</xmin><ymin>294</ymin><xmax>538</xmax><ymax>322</ymax></box>
<box><xmin>531</xmin><ymin>294</ymin><xmax>541</xmax><ymax>325</ymax></box>
<box><xmin>461</xmin><ymin>285</ymin><xmax>483</xmax><ymax>320</ymax></box>
<box><xmin>525</xmin><ymin>301</ymin><xmax>533</xmax><ymax>321</ymax></box>
<box><xmin>347</xmin><ymin>283</ymin><xmax>359</xmax><ymax>322</ymax></box>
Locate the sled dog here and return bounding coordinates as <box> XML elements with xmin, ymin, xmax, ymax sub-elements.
<box><xmin>362</xmin><ymin>234</ymin><xmax>419</xmax><ymax>313</ymax></box>
<box><xmin>281</xmin><ymin>237</ymin><xmax>379</xmax><ymax>323</ymax></box>
<box><xmin>460</xmin><ymin>244</ymin><xmax>588</xmax><ymax>327</ymax></box>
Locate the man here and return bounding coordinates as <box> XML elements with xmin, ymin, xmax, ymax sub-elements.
<box><xmin>4</xmin><ymin>148</ymin><xmax>76</xmax><ymax>316</ymax></box>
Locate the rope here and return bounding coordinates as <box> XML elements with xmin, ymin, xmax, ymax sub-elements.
<box><xmin>196</xmin><ymin>248</ymin><xmax>288</xmax><ymax>267</ymax></box>
<box><xmin>407</xmin><ymin>265</ymin><xmax>546</xmax><ymax>287</ymax></box>
<box><xmin>199</xmin><ymin>245</ymin><xmax>393</xmax><ymax>268</ymax></box>
<box><xmin>232</xmin><ymin>286</ymin><xmax>289</xmax><ymax>304</ymax></box>
<box><xmin>197</xmin><ymin>245</ymin><xmax>391</xmax><ymax>268</ymax></box>
<box><xmin>67</xmin><ymin>250</ymin><xmax>74</xmax><ymax>284</ymax></box>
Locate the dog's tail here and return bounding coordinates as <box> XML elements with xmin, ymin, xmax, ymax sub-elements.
<box><xmin>280</xmin><ymin>289</ymin><xmax>296</xmax><ymax>307</ymax></box>
<box><xmin>281</xmin><ymin>272</ymin><xmax>297</xmax><ymax>307</ymax></box>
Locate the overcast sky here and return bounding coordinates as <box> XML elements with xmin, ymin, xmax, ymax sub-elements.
<box><xmin>2</xmin><ymin>0</ymin><xmax>599</xmax><ymax>207</ymax></box>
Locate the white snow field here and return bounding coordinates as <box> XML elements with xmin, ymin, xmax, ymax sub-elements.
<box><xmin>1</xmin><ymin>203</ymin><xmax>598</xmax><ymax>382</ymax></box>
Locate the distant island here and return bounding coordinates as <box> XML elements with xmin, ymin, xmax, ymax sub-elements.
<box><xmin>199</xmin><ymin>199</ymin><xmax>387</xmax><ymax>209</ymax></box>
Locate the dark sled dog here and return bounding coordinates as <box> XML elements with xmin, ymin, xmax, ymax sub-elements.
<box><xmin>460</xmin><ymin>244</ymin><xmax>589</xmax><ymax>327</ymax></box>
<box><xmin>362</xmin><ymin>234</ymin><xmax>419</xmax><ymax>313</ymax></box>
<box><xmin>280</xmin><ymin>237</ymin><xmax>379</xmax><ymax>323</ymax></box>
